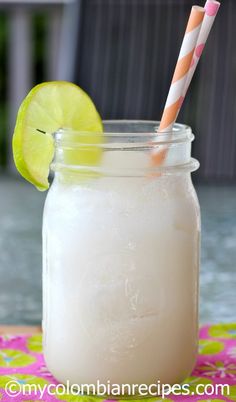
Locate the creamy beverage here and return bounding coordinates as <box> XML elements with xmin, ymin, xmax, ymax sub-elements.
<box><xmin>42</xmin><ymin>122</ymin><xmax>200</xmax><ymax>391</ymax></box>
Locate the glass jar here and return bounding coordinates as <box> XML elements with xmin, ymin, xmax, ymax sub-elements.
<box><xmin>43</xmin><ymin>121</ymin><xmax>200</xmax><ymax>393</ymax></box>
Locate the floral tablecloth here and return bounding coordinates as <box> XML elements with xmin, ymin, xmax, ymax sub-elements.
<box><xmin>0</xmin><ymin>324</ymin><xmax>236</xmax><ymax>401</ymax></box>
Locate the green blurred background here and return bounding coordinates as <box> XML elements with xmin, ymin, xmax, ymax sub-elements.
<box><xmin>0</xmin><ymin>12</ymin><xmax>46</xmax><ymax>167</ymax></box>
<box><xmin>0</xmin><ymin>13</ymin><xmax>7</xmax><ymax>166</ymax></box>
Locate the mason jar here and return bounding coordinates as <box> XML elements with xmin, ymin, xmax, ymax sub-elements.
<box><xmin>43</xmin><ymin>121</ymin><xmax>200</xmax><ymax>394</ymax></box>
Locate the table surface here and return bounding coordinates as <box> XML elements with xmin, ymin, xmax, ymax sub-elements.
<box><xmin>0</xmin><ymin>323</ymin><xmax>235</xmax><ymax>401</ymax></box>
<box><xmin>0</xmin><ymin>325</ymin><xmax>41</xmax><ymax>334</ymax></box>
<box><xmin>0</xmin><ymin>174</ymin><xmax>236</xmax><ymax>325</ymax></box>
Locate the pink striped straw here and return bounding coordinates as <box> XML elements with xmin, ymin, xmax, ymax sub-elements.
<box><xmin>182</xmin><ymin>0</ymin><xmax>221</xmax><ymax>99</ymax></box>
<box><xmin>152</xmin><ymin>1</ymin><xmax>220</xmax><ymax>166</ymax></box>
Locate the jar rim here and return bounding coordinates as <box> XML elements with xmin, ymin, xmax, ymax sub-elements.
<box><xmin>52</xmin><ymin>120</ymin><xmax>199</xmax><ymax>175</ymax></box>
<box><xmin>55</xmin><ymin>120</ymin><xmax>193</xmax><ymax>146</ymax></box>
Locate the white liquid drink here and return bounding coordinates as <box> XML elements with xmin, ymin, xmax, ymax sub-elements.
<box><xmin>43</xmin><ymin>122</ymin><xmax>200</xmax><ymax>392</ymax></box>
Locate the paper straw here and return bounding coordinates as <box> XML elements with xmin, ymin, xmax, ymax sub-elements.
<box><xmin>182</xmin><ymin>0</ymin><xmax>220</xmax><ymax>99</ymax></box>
<box><xmin>159</xmin><ymin>6</ymin><xmax>205</xmax><ymax>133</ymax></box>
<box><xmin>151</xmin><ymin>5</ymin><xmax>205</xmax><ymax>165</ymax></box>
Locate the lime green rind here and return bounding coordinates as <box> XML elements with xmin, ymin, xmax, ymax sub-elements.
<box><xmin>12</xmin><ymin>96</ymin><xmax>48</xmax><ymax>191</ymax></box>
<box><xmin>12</xmin><ymin>81</ymin><xmax>103</xmax><ymax>191</ymax></box>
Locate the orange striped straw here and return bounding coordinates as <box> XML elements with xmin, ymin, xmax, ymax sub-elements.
<box><xmin>152</xmin><ymin>5</ymin><xmax>205</xmax><ymax>166</ymax></box>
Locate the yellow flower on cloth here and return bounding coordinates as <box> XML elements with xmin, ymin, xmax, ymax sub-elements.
<box><xmin>0</xmin><ymin>349</ymin><xmax>35</xmax><ymax>367</ymax></box>
<box><xmin>198</xmin><ymin>361</ymin><xmax>236</xmax><ymax>378</ymax></box>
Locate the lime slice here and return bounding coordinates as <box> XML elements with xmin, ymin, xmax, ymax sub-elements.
<box><xmin>12</xmin><ymin>81</ymin><xmax>103</xmax><ymax>191</ymax></box>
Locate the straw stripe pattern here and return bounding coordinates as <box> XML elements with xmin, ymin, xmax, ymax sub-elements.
<box><xmin>183</xmin><ymin>0</ymin><xmax>220</xmax><ymax>98</ymax></box>
<box><xmin>159</xmin><ymin>6</ymin><xmax>205</xmax><ymax>132</ymax></box>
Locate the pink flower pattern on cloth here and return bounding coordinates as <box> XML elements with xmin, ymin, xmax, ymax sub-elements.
<box><xmin>0</xmin><ymin>324</ymin><xmax>235</xmax><ymax>401</ymax></box>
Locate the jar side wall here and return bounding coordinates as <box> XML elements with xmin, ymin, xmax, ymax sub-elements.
<box><xmin>43</xmin><ymin>173</ymin><xmax>200</xmax><ymax>387</ymax></box>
